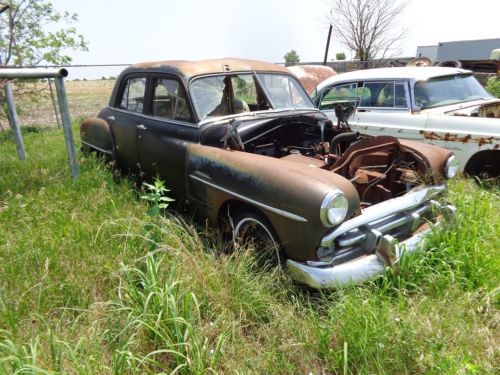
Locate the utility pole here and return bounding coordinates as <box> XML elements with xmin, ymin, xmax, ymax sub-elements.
<box><xmin>323</xmin><ymin>11</ymin><xmax>333</xmax><ymax>66</ymax></box>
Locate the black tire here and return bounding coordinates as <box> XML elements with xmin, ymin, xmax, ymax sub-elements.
<box><xmin>464</xmin><ymin>151</ymin><xmax>500</xmax><ymax>180</ymax></box>
<box><xmin>438</xmin><ymin>60</ymin><xmax>462</xmax><ymax>68</ymax></box>
<box><xmin>407</xmin><ymin>57</ymin><xmax>433</xmax><ymax>67</ymax></box>
<box><xmin>232</xmin><ymin>209</ymin><xmax>285</xmax><ymax>268</ymax></box>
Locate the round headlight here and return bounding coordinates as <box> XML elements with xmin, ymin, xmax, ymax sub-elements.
<box><xmin>320</xmin><ymin>190</ymin><xmax>349</xmax><ymax>227</ymax></box>
<box><xmin>444</xmin><ymin>154</ymin><xmax>459</xmax><ymax>179</ymax></box>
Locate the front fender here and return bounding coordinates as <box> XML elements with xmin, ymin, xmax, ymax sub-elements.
<box><xmin>185</xmin><ymin>144</ymin><xmax>360</xmax><ymax>261</ymax></box>
<box><xmin>398</xmin><ymin>139</ymin><xmax>453</xmax><ymax>178</ymax></box>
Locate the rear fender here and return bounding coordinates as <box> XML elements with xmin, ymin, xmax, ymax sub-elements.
<box><xmin>80</xmin><ymin>117</ymin><xmax>115</xmax><ymax>158</ymax></box>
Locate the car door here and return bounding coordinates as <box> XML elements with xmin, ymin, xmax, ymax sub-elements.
<box><xmin>136</xmin><ymin>75</ymin><xmax>199</xmax><ymax>198</ymax></box>
<box><xmin>354</xmin><ymin>81</ymin><xmax>425</xmax><ymax>140</ymax></box>
<box><xmin>107</xmin><ymin>75</ymin><xmax>147</xmax><ymax>173</ymax></box>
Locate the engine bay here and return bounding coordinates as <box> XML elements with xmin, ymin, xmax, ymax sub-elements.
<box><xmin>203</xmin><ymin>113</ymin><xmax>433</xmax><ymax>207</ymax></box>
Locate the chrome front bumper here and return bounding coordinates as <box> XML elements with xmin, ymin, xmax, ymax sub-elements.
<box><xmin>286</xmin><ymin>186</ymin><xmax>456</xmax><ymax>289</ymax></box>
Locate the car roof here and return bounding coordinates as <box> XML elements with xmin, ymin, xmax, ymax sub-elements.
<box><xmin>316</xmin><ymin>66</ymin><xmax>473</xmax><ymax>91</ymax></box>
<box><xmin>128</xmin><ymin>58</ymin><xmax>290</xmax><ymax>79</ymax></box>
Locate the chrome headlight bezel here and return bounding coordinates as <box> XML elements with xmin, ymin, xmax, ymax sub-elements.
<box><xmin>444</xmin><ymin>154</ymin><xmax>459</xmax><ymax>179</ymax></box>
<box><xmin>320</xmin><ymin>189</ymin><xmax>349</xmax><ymax>227</ymax></box>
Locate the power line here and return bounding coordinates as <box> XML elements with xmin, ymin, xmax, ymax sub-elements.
<box><xmin>2</xmin><ymin>63</ymin><xmax>132</xmax><ymax>69</ymax></box>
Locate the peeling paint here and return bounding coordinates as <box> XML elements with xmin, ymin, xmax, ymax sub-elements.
<box><xmin>420</xmin><ymin>131</ymin><xmax>499</xmax><ymax>146</ymax></box>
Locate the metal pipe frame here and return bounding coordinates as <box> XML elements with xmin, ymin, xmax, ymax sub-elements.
<box><xmin>0</xmin><ymin>67</ymin><xmax>78</xmax><ymax>178</ymax></box>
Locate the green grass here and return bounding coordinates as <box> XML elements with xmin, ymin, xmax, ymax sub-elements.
<box><xmin>0</xmin><ymin>126</ymin><xmax>498</xmax><ymax>373</ymax></box>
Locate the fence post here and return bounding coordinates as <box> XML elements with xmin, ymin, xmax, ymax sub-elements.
<box><xmin>54</xmin><ymin>76</ymin><xmax>79</xmax><ymax>179</ymax></box>
<box><xmin>4</xmin><ymin>82</ymin><xmax>26</xmax><ymax>160</ymax></box>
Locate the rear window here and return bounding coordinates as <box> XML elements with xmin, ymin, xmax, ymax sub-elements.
<box><xmin>414</xmin><ymin>74</ymin><xmax>491</xmax><ymax>109</ymax></box>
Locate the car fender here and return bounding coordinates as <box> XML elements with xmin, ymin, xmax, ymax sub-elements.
<box><xmin>185</xmin><ymin>143</ymin><xmax>360</xmax><ymax>261</ymax></box>
<box><xmin>398</xmin><ymin>139</ymin><xmax>453</xmax><ymax>178</ymax></box>
<box><xmin>80</xmin><ymin>117</ymin><xmax>115</xmax><ymax>159</ymax></box>
<box><xmin>421</xmin><ymin>115</ymin><xmax>500</xmax><ymax>171</ymax></box>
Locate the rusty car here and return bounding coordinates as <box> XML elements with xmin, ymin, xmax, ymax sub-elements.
<box><xmin>81</xmin><ymin>58</ymin><xmax>456</xmax><ymax>288</ymax></box>
<box><xmin>313</xmin><ymin>67</ymin><xmax>500</xmax><ymax>179</ymax></box>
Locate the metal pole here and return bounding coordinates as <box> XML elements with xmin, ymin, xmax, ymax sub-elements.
<box><xmin>48</xmin><ymin>78</ymin><xmax>61</xmax><ymax>128</ymax></box>
<box><xmin>0</xmin><ymin>68</ymin><xmax>68</xmax><ymax>79</ymax></box>
<box><xmin>323</xmin><ymin>24</ymin><xmax>333</xmax><ymax>66</ymax></box>
<box><xmin>54</xmin><ymin>76</ymin><xmax>79</xmax><ymax>178</ymax></box>
<box><xmin>4</xmin><ymin>81</ymin><xmax>26</xmax><ymax>160</ymax></box>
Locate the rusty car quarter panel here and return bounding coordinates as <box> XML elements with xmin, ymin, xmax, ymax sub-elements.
<box><xmin>81</xmin><ymin>58</ymin><xmax>457</xmax><ymax>288</ymax></box>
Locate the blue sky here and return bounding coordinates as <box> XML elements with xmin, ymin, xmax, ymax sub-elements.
<box><xmin>51</xmin><ymin>0</ymin><xmax>500</xmax><ymax>79</ymax></box>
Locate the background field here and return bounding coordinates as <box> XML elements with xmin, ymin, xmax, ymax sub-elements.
<box><xmin>0</xmin><ymin>81</ymin><xmax>498</xmax><ymax>373</ymax></box>
<box><xmin>0</xmin><ymin>79</ymin><xmax>114</xmax><ymax>130</ymax></box>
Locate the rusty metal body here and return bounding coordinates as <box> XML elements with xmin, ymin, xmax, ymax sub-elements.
<box><xmin>81</xmin><ymin>58</ymin><xmax>456</xmax><ymax>288</ymax></box>
<box><xmin>287</xmin><ymin>65</ymin><xmax>336</xmax><ymax>95</ymax></box>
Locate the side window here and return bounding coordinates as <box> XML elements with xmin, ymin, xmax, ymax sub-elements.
<box><xmin>118</xmin><ymin>77</ymin><xmax>146</xmax><ymax>113</ymax></box>
<box><xmin>152</xmin><ymin>78</ymin><xmax>192</xmax><ymax>122</ymax></box>
<box><xmin>394</xmin><ymin>83</ymin><xmax>408</xmax><ymax>108</ymax></box>
<box><xmin>231</xmin><ymin>75</ymin><xmax>257</xmax><ymax>110</ymax></box>
<box><xmin>319</xmin><ymin>83</ymin><xmax>358</xmax><ymax>110</ymax></box>
<box><xmin>360</xmin><ymin>82</ymin><xmax>408</xmax><ymax>108</ymax></box>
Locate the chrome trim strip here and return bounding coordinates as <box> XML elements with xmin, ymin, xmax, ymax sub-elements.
<box><xmin>320</xmin><ymin>185</ymin><xmax>446</xmax><ymax>248</ymax></box>
<box><xmin>81</xmin><ymin>140</ymin><xmax>112</xmax><ymax>155</ymax></box>
<box><xmin>189</xmin><ymin>174</ymin><xmax>308</xmax><ymax>223</ymax></box>
<box><xmin>337</xmin><ymin>232</ymin><xmax>367</xmax><ymax>247</ymax></box>
<box><xmin>375</xmin><ymin>214</ymin><xmax>412</xmax><ymax>234</ymax></box>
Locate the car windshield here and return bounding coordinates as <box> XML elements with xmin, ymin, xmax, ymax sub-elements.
<box><xmin>191</xmin><ymin>73</ymin><xmax>314</xmax><ymax>119</ymax></box>
<box><xmin>414</xmin><ymin>74</ymin><xmax>492</xmax><ymax>109</ymax></box>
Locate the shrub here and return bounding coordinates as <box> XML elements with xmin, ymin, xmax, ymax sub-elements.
<box><xmin>485</xmin><ymin>75</ymin><xmax>500</xmax><ymax>98</ymax></box>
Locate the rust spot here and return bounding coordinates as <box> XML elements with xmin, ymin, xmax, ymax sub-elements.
<box><xmin>421</xmin><ymin>131</ymin><xmax>499</xmax><ymax>146</ymax></box>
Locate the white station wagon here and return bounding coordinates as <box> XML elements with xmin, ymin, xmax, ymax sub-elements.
<box><xmin>313</xmin><ymin>67</ymin><xmax>500</xmax><ymax>178</ymax></box>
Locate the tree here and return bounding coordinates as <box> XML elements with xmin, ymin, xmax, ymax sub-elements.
<box><xmin>335</xmin><ymin>52</ymin><xmax>346</xmax><ymax>61</ymax></box>
<box><xmin>327</xmin><ymin>0</ymin><xmax>408</xmax><ymax>68</ymax></box>
<box><xmin>284</xmin><ymin>50</ymin><xmax>300</xmax><ymax>66</ymax></box>
<box><xmin>0</xmin><ymin>0</ymin><xmax>87</xmax><ymax>67</ymax></box>
<box><xmin>0</xmin><ymin>0</ymin><xmax>87</xmax><ymax>129</ymax></box>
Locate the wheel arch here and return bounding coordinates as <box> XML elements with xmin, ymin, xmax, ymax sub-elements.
<box><xmin>464</xmin><ymin>149</ymin><xmax>500</xmax><ymax>177</ymax></box>
<box><xmin>216</xmin><ymin>199</ymin><xmax>283</xmax><ymax>243</ymax></box>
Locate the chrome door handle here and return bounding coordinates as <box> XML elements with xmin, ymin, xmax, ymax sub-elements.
<box><xmin>136</xmin><ymin>124</ymin><xmax>147</xmax><ymax>130</ymax></box>
<box><xmin>107</xmin><ymin>115</ymin><xmax>115</xmax><ymax>120</ymax></box>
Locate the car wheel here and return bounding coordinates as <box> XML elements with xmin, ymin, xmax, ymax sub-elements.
<box><xmin>438</xmin><ymin>60</ymin><xmax>462</xmax><ymax>68</ymax></box>
<box><xmin>232</xmin><ymin>209</ymin><xmax>284</xmax><ymax>268</ymax></box>
<box><xmin>407</xmin><ymin>57</ymin><xmax>433</xmax><ymax>67</ymax></box>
